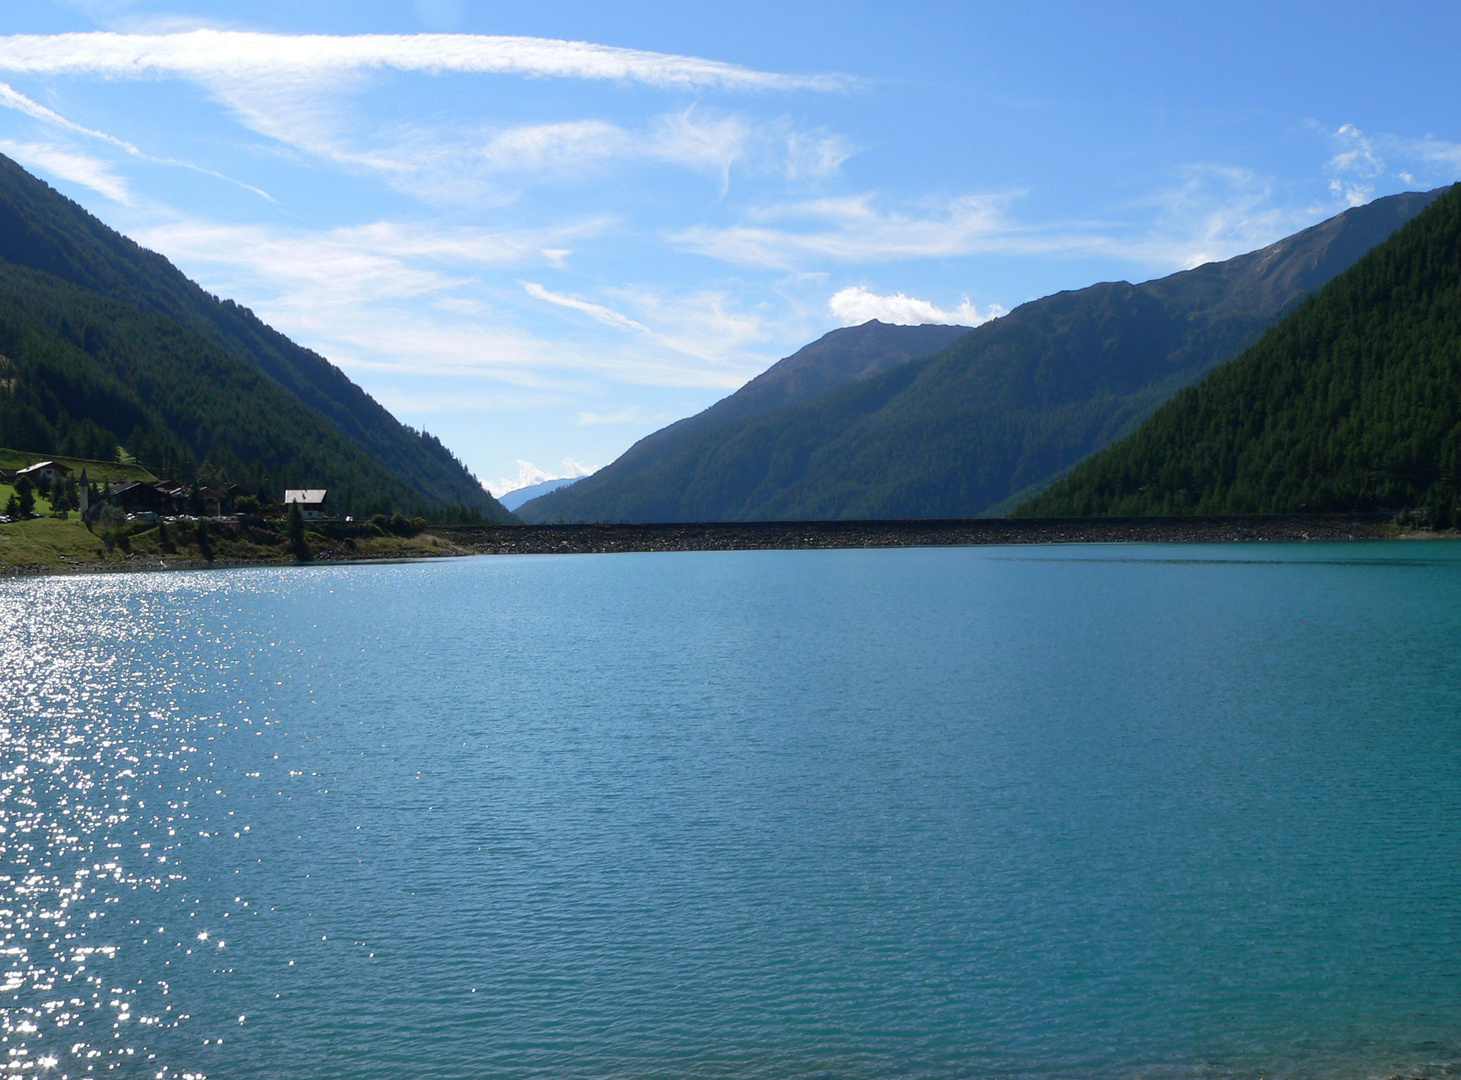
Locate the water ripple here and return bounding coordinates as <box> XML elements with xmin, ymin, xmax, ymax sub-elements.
<box><xmin>2</xmin><ymin>547</ymin><xmax>1460</xmax><ymax>1079</ymax></box>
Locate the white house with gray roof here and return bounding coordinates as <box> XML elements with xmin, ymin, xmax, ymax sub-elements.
<box><xmin>284</xmin><ymin>489</ymin><xmax>329</xmax><ymax>520</ymax></box>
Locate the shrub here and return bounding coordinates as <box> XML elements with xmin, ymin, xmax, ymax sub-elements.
<box><xmin>98</xmin><ymin>505</ymin><xmax>129</xmax><ymax>552</ymax></box>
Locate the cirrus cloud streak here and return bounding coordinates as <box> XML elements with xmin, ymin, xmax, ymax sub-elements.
<box><xmin>0</xmin><ymin>30</ymin><xmax>851</xmax><ymax>92</ymax></box>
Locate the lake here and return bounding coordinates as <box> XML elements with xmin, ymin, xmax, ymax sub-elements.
<box><xmin>3</xmin><ymin>543</ymin><xmax>1460</xmax><ymax>1080</ymax></box>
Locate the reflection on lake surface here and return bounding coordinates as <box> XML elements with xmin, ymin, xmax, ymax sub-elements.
<box><xmin>3</xmin><ymin>543</ymin><xmax>1461</xmax><ymax>1079</ymax></box>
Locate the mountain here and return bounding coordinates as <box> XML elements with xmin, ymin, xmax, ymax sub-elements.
<box><xmin>498</xmin><ymin>476</ymin><xmax>583</xmax><ymax>511</ymax></box>
<box><xmin>0</xmin><ymin>154</ymin><xmax>510</xmax><ymax>519</ymax></box>
<box><xmin>1018</xmin><ymin>183</ymin><xmax>1461</xmax><ymax>523</ymax></box>
<box><xmin>517</xmin><ymin>320</ymin><xmax>971</xmax><ymax>521</ymax></box>
<box><xmin>0</xmin><ymin>262</ymin><xmax>468</xmax><ymax>517</ymax></box>
<box><xmin>520</xmin><ymin>189</ymin><xmax>1443</xmax><ymax>524</ymax></box>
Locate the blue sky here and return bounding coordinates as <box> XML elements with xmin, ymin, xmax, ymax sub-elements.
<box><xmin>0</xmin><ymin>1</ymin><xmax>1458</xmax><ymax>496</ymax></box>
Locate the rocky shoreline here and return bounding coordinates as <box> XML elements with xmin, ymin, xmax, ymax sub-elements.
<box><xmin>439</xmin><ymin>514</ymin><xmax>1404</xmax><ymax>555</ymax></box>
<box><xmin>0</xmin><ymin>514</ymin><xmax>1430</xmax><ymax>577</ymax></box>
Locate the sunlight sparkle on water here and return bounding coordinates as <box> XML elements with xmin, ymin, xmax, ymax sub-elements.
<box><xmin>1</xmin><ymin>572</ymin><xmax>270</xmax><ymax>1080</ymax></box>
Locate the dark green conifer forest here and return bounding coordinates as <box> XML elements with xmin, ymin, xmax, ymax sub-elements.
<box><xmin>0</xmin><ymin>263</ymin><xmax>469</xmax><ymax>515</ymax></box>
<box><xmin>1019</xmin><ymin>184</ymin><xmax>1461</xmax><ymax>523</ymax></box>
<box><xmin>0</xmin><ymin>154</ymin><xmax>512</xmax><ymax>520</ymax></box>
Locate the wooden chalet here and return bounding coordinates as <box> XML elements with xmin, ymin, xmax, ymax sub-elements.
<box><xmin>284</xmin><ymin>489</ymin><xmax>329</xmax><ymax>520</ymax></box>
<box><xmin>17</xmin><ymin>460</ymin><xmax>72</xmax><ymax>487</ymax></box>
<box><xmin>105</xmin><ymin>480</ymin><xmax>172</xmax><ymax>515</ymax></box>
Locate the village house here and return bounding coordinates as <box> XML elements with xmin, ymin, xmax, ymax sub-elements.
<box><xmin>105</xmin><ymin>480</ymin><xmax>172</xmax><ymax>515</ymax></box>
<box><xmin>196</xmin><ymin>486</ymin><xmax>224</xmax><ymax>517</ymax></box>
<box><xmin>17</xmin><ymin>460</ymin><xmax>71</xmax><ymax>488</ymax></box>
<box><xmin>284</xmin><ymin>489</ymin><xmax>329</xmax><ymax>520</ymax></box>
<box><xmin>154</xmin><ymin>481</ymin><xmax>189</xmax><ymax>506</ymax></box>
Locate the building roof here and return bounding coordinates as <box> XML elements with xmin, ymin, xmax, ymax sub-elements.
<box><xmin>17</xmin><ymin>460</ymin><xmax>71</xmax><ymax>476</ymax></box>
<box><xmin>284</xmin><ymin>489</ymin><xmax>328</xmax><ymax>506</ymax></box>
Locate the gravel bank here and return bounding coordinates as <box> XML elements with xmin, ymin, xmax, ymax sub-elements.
<box><xmin>439</xmin><ymin>515</ymin><xmax>1400</xmax><ymax>555</ymax></box>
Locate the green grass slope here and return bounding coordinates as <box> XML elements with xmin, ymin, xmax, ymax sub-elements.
<box><xmin>0</xmin><ymin>262</ymin><xmax>482</xmax><ymax>515</ymax></box>
<box><xmin>521</xmin><ymin>189</ymin><xmax>1441</xmax><ymax>523</ymax></box>
<box><xmin>1018</xmin><ymin>183</ymin><xmax>1461</xmax><ymax>521</ymax></box>
<box><xmin>0</xmin><ymin>154</ymin><xmax>508</xmax><ymax>518</ymax></box>
<box><xmin>0</xmin><ymin>447</ymin><xmax>155</xmax><ymax>483</ymax></box>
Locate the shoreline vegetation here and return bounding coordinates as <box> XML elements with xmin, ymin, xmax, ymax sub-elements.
<box><xmin>0</xmin><ymin>514</ymin><xmax>463</xmax><ymax>576</ymax></box>
<box><xmin>0</xmin><ymin>512</ymin><xmax>1443</xmax><ymax>576</ymax></box>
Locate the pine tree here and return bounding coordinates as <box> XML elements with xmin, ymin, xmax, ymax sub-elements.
<box><xmin>287</xmin><ymin>501</ymin><xmax>308</xmax><ymax>559</ymax></box>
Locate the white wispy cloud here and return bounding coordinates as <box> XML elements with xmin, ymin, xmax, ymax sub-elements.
<box><xmin>1140</xmin><ymin>164</ymin><xmax>1315</xmax><ymax>268</ymax></box>
<box><xmin>783</xmin><ymin>128</ymin><xmax>854</xmax><ymax>180</ymax></box>
<box><xmin>577</xmin><ymin>406</ymin><xmax>641</xmax><ymax>425</ymax></box>
<box><xmin>649</xmin><ymin>110</ymin><xmax>852</xmax><ymax>187</ymax></box>
<box><xmin>129</xmin><ymin>216</ymin><xmax>759</xmax><ymax>392</ymax></box>
<box><xmin>828</xmin><ymin>286</ymin><xmax>1004</xmax><ymax>327</ymax></box>
<box><xmin>467</xmin><ymin>110</ymin><xmax>850</xmax><ymax>192</ymax></box>
<box><xmin>478</xmin><ymin>120</ymin><xmax>624</xmax><ymax>173</ymax></box>
<box><xmin>1323</xmin><ymin>122</ymin><xmax>1461</xmax><ymax>208</ymax></box>
<box><xmin>647</xmin><ymin>110</ymin><xmax>749</xmax><ymax>190</ymax></box>
<box><xmin>603</xmin><ymin>285</ymin><xmax>769</xmax><ymax>357</ymax></box>
<box><xmin>0</xmin><ymin>31</ymin><xmax>849</xmax><ymax>91</ymax></box>
<box><xmin>522</xmin><ymin>282</ymin><xmax>654</xmax><ymax>334</ymax></box>
<box><xmin>673</xmin><ymin>164</ymin><xmax>1377</xmax><ymax>274</ymax></box>
<box><xmin>0</xmin><ymin>78</ymin><xmax>139</xmax><ymax>151</ymax></box>
<box><xmin>0</xmin><ymin>77</ymin><xmax>274</xmax><ymax>199</ymax></box>
<box><xmin>0</xmin><ymin>32</ymin><xmax>851</xmax><ymax>202</ymax></box>
<box><xmin>0</xmin><ymin>139</ymin><xmax>131</xmax><ymax>202</ymax></box>
<box><xmin>671</xmin><ymin>193</ymin><xmax>1015</xmax><ymax>268</ymax></box>
<box><xmin>138</xmin><ymin>217</ymin><xmax>614</xmax><ymax>308</ymax></box>
<box><xmin>131</xmin><ymin>218</ymin><xmax>636</xmax><ymax>384</ymax></box>
<box><xmin>0</xmin><ymin>32</ymin><xmax>852</xmax><ymax>208</ymax></box>
<box><xmin>1400</xmin><ymin>136</ymin><xmax>1461</xmax><ymax>172</ymax></box>
<box><xmin>521</xmin><ymin>280</ymin><xmax>769</xmax><ymax>372</ymax></box>
<box><xmin>1327</xmin><ymin>123</ymin><xmax>1385</xmax><ymax>206</ymax></box>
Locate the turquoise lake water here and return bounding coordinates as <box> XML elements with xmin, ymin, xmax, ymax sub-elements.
<box><xmin>3</xmin><ymin>543</ymin><xmax>1461</xmax><ymax>1080</ymax></box>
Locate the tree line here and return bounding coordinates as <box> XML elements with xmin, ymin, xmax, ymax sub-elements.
<box><xmin>1019</xmin><ymin>184</ymin><xmax>1461</xmax><ymax>524</ymax></box>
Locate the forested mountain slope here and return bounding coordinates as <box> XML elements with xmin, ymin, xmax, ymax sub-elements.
<box><xmin>518</xmin><ymin>320</ymin><xmax>969</xmax><ymax>522</ymax></box>
<box><xmin>522</xmin><ymin>189</ymin><xmax>1442</xmax><ymax>523</ymax></box>
<box><xmin>1018</xmin><ymin>183</ymin><xmax>1461</xmax><ymax>522</ymax></box>
<box><xmin>0</xmin><ymin>262</ymin><xmax>475</xmax><ymax>516</ymax></box>
<box><xmin>0</xmin><ymin>154</ymin><xmax>508</xmax><ymax>517</ymax></box>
